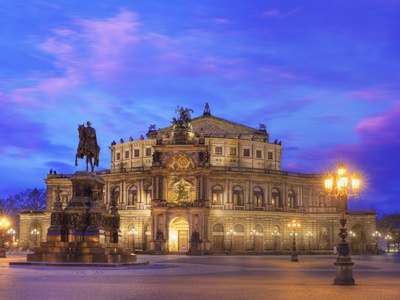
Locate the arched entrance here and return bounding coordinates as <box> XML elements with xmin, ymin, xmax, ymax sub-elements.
<box><xmin>169</xmin><ymin>217</ymin><xmax>189</xmax><ymax>252</ymax></box>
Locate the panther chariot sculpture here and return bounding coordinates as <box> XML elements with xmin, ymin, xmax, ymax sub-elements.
<box><xmin>75</xmin><ymin>121</ymin><xmax>100</xmax><ymax>172</ymax></box>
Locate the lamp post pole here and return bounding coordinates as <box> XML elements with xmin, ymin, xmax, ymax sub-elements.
<box><xmin>372</xmin><ymin>231</ymin><xmax>381</xmax><ymax>254</ymax></box>
<box><xmin>305</xmin><ymin>230</ymin><xmax>313</xmax><ymax>254</ymax></box>
<box><xmin>7</xmin><ymin>228</ymin><xmax>15</xmax><ymax>253</ymax></box>
<box><xmin>349</xmin><ymin>231</ymin><xmax>356</xmax><ymax>253</ymax></box>
<box><xmin>288</xmin><ymin>220</ymin><xmax>300</xmax><ymax>262</ymax></box>
<box><xmin>250</xmin><ymin>229</ymin><xmax>257</xmax><ymax>253</ymax></box>
<box><xmin>271</xmin><ymin>230</ymin><xmax>280</xmax><ymax>255</ymax></box>
<box><xmin>0</xmin><ymin>218</ymin><xmax>10</xmax><ymax>258</ymax></box>
<box><xmin>227</xmin><ymin>228</ymin><xmax>235</xmax><ymax>253</ymax></box>
<box><xmin>384</xmin><ymin>235</ymin><xmax>392</xmax><ymax>252</ymax></box>
<box><xmin>325</xmin><ymin>163</ymin><xmax>360</xmax><ymax>285</ymax></box>
<box><xmin>129</xmin><ymin>228</ymin><xmax>138</xmax><ymax>254</ymax></box>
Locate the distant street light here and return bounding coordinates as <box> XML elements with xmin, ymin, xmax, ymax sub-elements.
<box><xmin>287</xmin><ymin>220</ymin><xmax>300</xmax><ymax>262</ymax></box>
<box><xmin>7</xmin><ymin>228</ymin><xmax>16</xmax><ymax>253</ymax></box>
<box><xmin>250</xmin><ymin>229</ymin><xmax>258</xmax><ymax>252</ymax></box>
<box><xmin>305</xmin><ymin>230</ymin><xmax>313</xmax><ymax>254</ymax></box>
<box><xmin>384</xmin><ymin>234</ymin><xmax>392</xmax><ymax>252</ymax></box>
<box><xmin>31</xmin><ymin>228</ymin><xmax>40</xmax><ymax>249</ymax></box>
<box><xmin>129</xmin><ymin>228</ymin><xmax>138</xmax><ymax>254</ymax></box>
<box><xmin>325</xmin><ymin>163</ymin><xmax>360</xmax><ymax>285</ymax></box>
<box><xmin>271</xmin><ymin>229</ymin><xmax>280</xmax><ymax>255</ymax></box>
<box><xmin>372</xmin><ymin>231</ymin><xmax>381</xmax><ymax>254</ymax></box>
<box><xmin>349</xmin><ymin>231</ymin><xmax>356</xmax><ymax>253</ymax></box>
<box><xmin>227</xmin><ymin>228</ymin><xmax>236</xmax><ymax>253</ymax></box>
<box><xmin>0</xmin><ymin>218</ymin><xmax>10</xmax><ymax>258</ymax></box>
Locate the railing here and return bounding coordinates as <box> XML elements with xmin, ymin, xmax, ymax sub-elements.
<box><xmin>212</xmin><ymin>205</ymin><xmax>224</xmax><ymax>210</ymax></box>
<box><xmin>234</xmin><ymin>206</ymin><xmax>245</xmax><ymax>210</ymax></box>
<box><xmin>211</xmin><ymin>167</ymin><xmax>322</xmax><ymax>178</ymax></box>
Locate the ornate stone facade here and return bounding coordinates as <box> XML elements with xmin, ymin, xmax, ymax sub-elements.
<box><xmin>20</xmin><ymin>104</ymin><xmax>376</xmax><ymax>254</ymax></box>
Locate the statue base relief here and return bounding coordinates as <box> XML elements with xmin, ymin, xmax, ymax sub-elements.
<box><xmin>21</xmin><ymin>171</ymin><xmax>141</xmax><ymax>266</ymax></box>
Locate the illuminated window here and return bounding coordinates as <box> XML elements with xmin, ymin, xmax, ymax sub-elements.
<box><xmin>215</xmin><ymin>146</ymin><xmax>223</xmax><ymax>155</ymax></box>
<box><xmin>212</xmin><ymin>185</ymin><xmax>224</xmax><ymax>205</ymax></box>
<box><xmin>128</xmin><ymin>186</ymin><xmax>137</xmax><ymax>206</ymax></box>
<box><xmin>233</xmin><ymin>186</ymin><xmax>244</xmax><ymax>206</ymax></box>
<box><xmin>288</xmin><ymin>189</ymin><xmax>296</xmax><ymax>208</ymax></box>
<box><xmin>146</xmin><ymin>186</ymin><xmax>152</xmax><ymax>205</ymax></box>
<box><xmin>253</xmin><ymin>187</ymin><xmax>263</xmax><ymax>206</ymax></box>
<box><xmin>271</xmin><ymin>188</ymin><xmax>280</xmax><ymax>207</ymax></box>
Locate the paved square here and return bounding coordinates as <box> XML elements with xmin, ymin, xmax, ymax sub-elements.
<box><xmin>1</xmin><ymin>253</ymin><xmax>399</xmax><ymax>300</ymax></box>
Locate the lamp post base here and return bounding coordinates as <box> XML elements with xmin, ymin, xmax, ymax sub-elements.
<box><xmin>291</xmin><ymin>252</ymin><xmax>298</xmax><ymax>262</ymax></box>
<box><xmin>333</xmin><ymin>261</ymin><xmax>355</xmax><ymax>285</ymax></box>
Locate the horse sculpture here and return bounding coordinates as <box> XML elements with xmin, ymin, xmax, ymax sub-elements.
<box><xmin>75</xmin><ymin>122</ymin><xmax>100</xmax><ymax>172</ymax></box>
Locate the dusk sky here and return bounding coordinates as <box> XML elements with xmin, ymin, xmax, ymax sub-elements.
<box><xmin>1</xmin><ymin>1</ymin><xmax>399</xmax><ymax>215</ymax></box>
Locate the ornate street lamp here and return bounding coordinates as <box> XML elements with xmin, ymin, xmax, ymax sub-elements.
<box><xmin>324</xmin><ymin>163</ymin><xmax>360</xmax><ymax>285</ymax></box>
<box><xmin>349</xmin><ymin>231</ymin><xmax>356</xmax><ymax>253</ymax></box>
<box><xmin>227</xmin><ymin>228</ymin><xmax>236</xmax><ymax>253</ymax></box>
<box><xmin>0</xmin><ymin>218</ymin><xmax>10</xmax><ymax>258</ymax></box>
<box><xmin>250</xmin><ymin>229</ymin><xmax>258</xmax><ymax>252</ymax></box>
<box><xmin>271</xmin><ymin>229</ymin><xmax>280</xmax><ymax>255</ymax></box>
<box><xmin>129</xmin><ymin>228</ymin><xmax>138</xmax><ymax>254</ymax></box>
<box><xmin>287</xmin><ymin>220</ymin><xmax>300</xmax><ymax>262</ymax></box>
<box><xmin>384</xmin><ymin>234</ymin><xmax>392</xmax><ymax>252</ymax></box>
<box><xmin>305</xmin><ymin>230</ymin><xmax>313</xmax><ymax>254</ymax></box>
<box><xmin>31</xmin><ymin>228</ymin><xmax>40</xmax><ymax>249</ymax></box>
<box><xmin>372</xmin><ymin>231</ymin><xmax>381</xmax><ymax>254</ymax></box>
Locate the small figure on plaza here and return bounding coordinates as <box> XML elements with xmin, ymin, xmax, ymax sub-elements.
<box><xmin>75</xmin><ymin>121</ymin><xmax>100</xmax><ymax>172</ymax></box>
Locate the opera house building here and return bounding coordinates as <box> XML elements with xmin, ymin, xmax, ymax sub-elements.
<box><xmin>20</xmin><ymin>104</ymin><xmax>376</xmax><ymax>254</ymax></box>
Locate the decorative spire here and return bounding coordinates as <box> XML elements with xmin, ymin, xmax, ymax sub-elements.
<box><xmin>203</xmin><ymin>103</ymin><xmax>211</xmax><ymax>116</ymax></box>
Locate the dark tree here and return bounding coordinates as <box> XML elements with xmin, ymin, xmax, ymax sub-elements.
<box><xmin>377</xmin><ymin>213</ymin><xmax>400</xmax><ymax>248</ymax></box>
<box><xmin>0</xmin><ymin>188</ymin><xmax>46</xmax><ymax>227</ymax></box>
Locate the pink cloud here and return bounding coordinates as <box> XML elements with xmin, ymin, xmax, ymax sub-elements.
<box><xmin>346</xmin><ymin>84</ymin><xmax>400</xmax><ymax>102</ymax></box>
<box><xmin>355</xmin><ymin>100</ymin><xmax>400</xmax><ymax>143</ymax></box>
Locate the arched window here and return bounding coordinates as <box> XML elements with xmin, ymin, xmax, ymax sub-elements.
<box><xmin>253</xmin><ymin>187</ymin><xmax>263</xmax><ymax>206</ymax></box>
<box><xmin>128</xmin><ymin>186</ymin><xmax>137</xmax><ymax>206</ymax></box>
<box><xmin>254</xmin><ymin>224</ymin><xmax>263</xmax><ymax>233</ymax></box>
<box><xmin>146</xmin><ymin>186</ymin><xmax>153</xmax><ymax>205</ymax></box>
<box><xmin>234</xmin><ymin>224</ymin><xmax>244</xmax><ymax>233</ymax></box>
<box><xmin>233</xmin><ymin>186</ymin><xmax>244</xmax><ymax>206</ymax></box>
<box><xmin>271</xmin><ymin>188</ymin><xmax>280</xmax><ymax>208</ymax></box>
<box><xmin>213</xmin><ymin>224</ymin><xmax>224</xmax><ymax>232</ymax></box>
<box><xmin>288</xmin><ymin>189</ymin><xmax>296</xmax><ymax>208</ymax></box>
<box><xmin>212</xmin><ymin>185</ymin><xmax>224</xmax><ymax>205</ymax></box>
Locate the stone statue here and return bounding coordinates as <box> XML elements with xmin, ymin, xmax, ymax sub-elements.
<box><xmin>156</xmin><ymin>229</ymin><xmax>164</xmax><ymax>241</ymax></box>
<box><xmin>171</xmin><ymin>106</ymin><xmax>193</xmax><ymax>130</ymax></box>
<box><xmin>75</xmin><ymin>121</ymin><xmax>100</xmax><ymax>172</ymax></box>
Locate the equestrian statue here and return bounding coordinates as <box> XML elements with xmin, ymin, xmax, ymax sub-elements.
<box><xmin>75</xmin><ymin>121</ymin><xmax>100</xmax><ymax>172</ymax></box>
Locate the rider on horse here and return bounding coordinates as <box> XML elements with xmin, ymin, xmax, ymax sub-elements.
<box><xmin>75</xmin><ymin>121</ymin><xmax>100</xmax><ymax>172</ymax></box>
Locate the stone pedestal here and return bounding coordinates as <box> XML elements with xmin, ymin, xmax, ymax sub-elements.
<box><xmin>334</xmin><ymin>260</ymin><xmax>355</xmax><ymax>285</ymax></box>
<box><xmin>27</xmin><ymin>171</ymin><xmax>136</xmax><ymax>264</ymax></box>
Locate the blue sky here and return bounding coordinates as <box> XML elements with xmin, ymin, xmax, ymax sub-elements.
<box><xmin>1</xmin><ymin>0</ymin><xmax>399</xmax><ymax>214</ymax></box>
